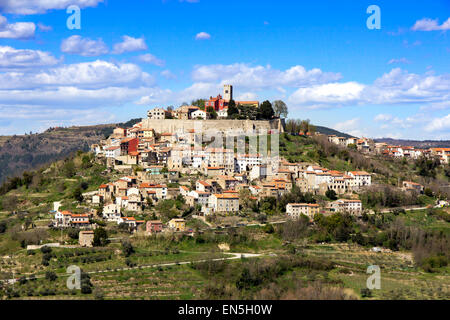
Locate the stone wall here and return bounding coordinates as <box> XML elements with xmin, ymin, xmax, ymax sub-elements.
<box><xmin>141</xmin><ymin>118</ymin><xmax>285</xmax><ymax>134</ymax></box>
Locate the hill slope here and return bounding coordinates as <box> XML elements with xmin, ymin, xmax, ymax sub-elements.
<box><xmin>374</xmin><ymin>138</ymin><xmax>450</xmax><ymax>149</ymax></box>
<box><xmin>314</xmin><ymin>126</ymin><xmax>355</xmax><ymax>138</ymax></box>
<box><xmin>0</xmin><ymin>119</ymin><xmax>141</xmax><ymax>183</ymax></box>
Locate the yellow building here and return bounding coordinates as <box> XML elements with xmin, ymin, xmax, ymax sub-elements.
<box><xmin>168</xmin><ymin>218</ymin><xmax>186</xmax><ymax>232</ymax></box>
<box><xmin>286</xmin><ymin>203</ymin><xmax>320</xmax><ymax>220</ymax></box>
<box><xmin>139</xmin><ymin>128</ymin><xmax>155</xmax><ymax>139</ymax></box>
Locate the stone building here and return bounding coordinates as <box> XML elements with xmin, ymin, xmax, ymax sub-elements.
<box><xmin>79</xmin><ymin>230</ymin><xmax>94</xmax><ymax>247</ymax></box>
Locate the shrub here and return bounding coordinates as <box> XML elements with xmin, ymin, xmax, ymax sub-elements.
<box><xmin>40</xmin><ymin>246</ymin><xmax>52</xmax><ymax>254</ymax></box>
<box><xmin>45</xmin><ymin>271</ymin><xmax>57</xmax><ymax>281</ymax></box>
<box><xmin>121</xmin><ymin>240</ymin><xmax>134</xmax><ymax>257</ymax></box>
<box><xmin>360</xmin><ymin>288</ymin><xmax>372</xmax><ymax>298</ymax></box>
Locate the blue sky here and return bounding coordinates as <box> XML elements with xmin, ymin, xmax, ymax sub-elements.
<box><xmin>0</xmin><ymin>0</ymin><xmax>449</xmax><ymax>139</ymax></box>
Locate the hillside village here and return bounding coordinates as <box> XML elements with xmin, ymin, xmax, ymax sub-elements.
<box><xmin>47</xmin><ymin>85</ymin><xmax>426</xmax><ymax>241</ymax></box>
<box><xmin>44</xmin><ymin>85</ymin><xmax>450</xmax><ymax>242</ymax></box>
<box><xmin>326</xmin><ymin>134</ymin><xmax>450</xmax><ymax>165</ymax></box>
<box><xmin>1</xmin><ymin>0</ymin><xmax>450</xmax><ymax>303</ymax></box>
<box><xmin>0</xmin><ymin>85</ymin><xmax>448</xmax><ymax>301</ymax></box>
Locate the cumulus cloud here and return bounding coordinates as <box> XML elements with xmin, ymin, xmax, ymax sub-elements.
<box><xmin>425</xmin><ymin>114</ymin><xmax>450</xmax><ymax>132</ymax></box>
<box><xmin>0</xmin><ymin>60</ymin><xmax>154</xmax><ymax>90</ymax></box>
<box><xmin>0</xmin><ymin>60</ymin><xmax>156</xmax><ymax>121</ymax></box>
<box><xmin>61</xmin><ymin>35</ymin><xmax>108</xmax><ymax>57</ymax></box>
<box><xmin>192</xmin><ymin>63</ymin><xmax>342</xmax><ymax>89</ymax></box>
<box><xmin>366</xmin><ymin>68</ymin><xmax>450</xmax><ymax>105</ymax></box>
<box><xmin>287</xmin><ymin>68</ymin><xmax>450</xmax><ymax>109</ymax></box>
<box><xmin>136</xmin><ymin>82</ymin><xmax>219</xmax><ymax>106</ymax></box>
<box><xmin>137</xmin><ymin>53</ymin><xmax>165</xmax><ymax>67</ymax></box>
<box><xmin>0</xmin><ymin>14</ymin><xmax>35</xmax><ymax>39</ymax></box>
<box><xmin>0</xmin><ymin>46</ymin><xmax>60</xmax><ymax>69</ymax></box>
<box><xmin>195</xmin><ymin>32</ymin><xmax>211</xmax><ymax>40</ymax></box>
<box><xmin>288</xmin><ymin>82</ymin><xmax>365</xmax><ymax>108</ymax></box>
<box><xmin>112</xmin><ymin>36</ymin><xmax>147</xmax><ymax>54</ymax></box>
<box><xmin>136</xmin><ymin>64</ymin><xmax>450</xmax><ymax>117</ymax></box>
<box><xmin>411</xmin><ymin>17</ymin><xmax>450</xmax><ymax>31</ymax></box>
<box><xmin>0</xmin><ymin>0</ymin><xmax>104</xmax><ymax>15</ymax></box>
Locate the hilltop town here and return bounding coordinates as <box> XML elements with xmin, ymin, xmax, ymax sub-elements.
<box><xmin>42</xmin><ymin>84</ymin><xmax>446</xmax><ymax>237</ymax></box>
<box><xmin>0</xmin><ymin>85</ymin><xmax>448</xmax><ymax>300</ymax></box>
<box><xmin>70</xmin><ymin>85</ymin><xmax>377</xmax><ymax>235</ymax></box>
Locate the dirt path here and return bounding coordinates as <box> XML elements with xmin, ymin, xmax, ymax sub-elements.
<box><xmin>0</xmin><ymin>252</ymin><xmax>264</xmax><ymax>284</ymax></box>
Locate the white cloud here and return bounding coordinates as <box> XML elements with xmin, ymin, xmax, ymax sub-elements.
<box><xmin>388</xmin><ymin>58</ymin><xmax>410</xmax><ymax>64</ymax></box>
<box><xmin>112</xmin><ymin>36</ymin><xmax>147</xmax><ymax>54</ymax></box>
<box><xmin>374</xmin><ymin>114</ymin><xmax>393</xmax><ymax>122</ymax></box>
<box><xmin>0</xmin><ymin>46</ymin><xmax>60</xmax><ymax>69</ymax></box>
<box><xmin>37</xmin><ymin>23</ymin><xmax>52</xmax><ymax>32</ymax></box>
<box><xmin>0</xmin><ymin>0</ymin><xmax>104</xmax><ymax>15</ymax></box>
<box><xmin>420</xmin><ymin>101</ymin><xmax>450</xmax><ymax>111</ymax></box>
<box><xmin>192</xmin><ymin>63</ymin><xmax>342</xmax><ymax>89</ymax></box>
<box><xmin>366</xmin><ymin>68</ymin><xmax>450</xmax><ymax>105</ymax></box>
<box><xmin>412</xmin><ymin>17</ymin><xmax>450</xmax><ymax>31</ymax></box>
<box><xmin>0</xmin><ymin>60</ymin><xmax>156</xmax><ymax>115</ymax></box>
<box><xmin>195</xmin><ymin>32</ymin><xmax>211</xmax><ymax>40</ymax></box>
<box><xmin>287</xmin><ymin>68</ymin><xmax>450</xmax><ymax>109</ymax></box>
<box><xmin>61</xmin><ymin>35</ymin><xmax>108</xmax><ymax>57</ymax></box>
<box><xmin>403</xmin><ymin>40</ymin><xmax>422</xmax><ymax>48</ymax></box>
<box><xmin>237</xmin><ymin>92</ymin><xmax>258</xmax><ymax>101</ymax></box>
<box><xmin>374</xmin><ymin>113</ymin><xmax>427</xmax><ymax>130</ymax></box>
<box><xmin>137</xmin><ymin>53</ymin><xmax>165</xmax><ymax>67</ymax></box>
<box><xmin>0</xmin><ymin>14</ymin><xmax>35</xmax><ymax>39</ymax></box>
<box><xmin>425</xmin><ymin>114</ymin><xmax>450</xmax><ymax>132</ymax></box>
<box><xmin>0</xmin><ymin>105</ymin><xmax>117</xmax><ymax>135</ymax></box>
<box><xmin>161</xmin><ymin>69</ymin><xmax>176</xmax><ymax>79</ymax></box>
<box><xmin>333</xmin><ymin>118</ymin><xmax>363</xmax><ymax>137</ymax></box>
<box><xmin>135</xmin><ymin>88</ymin><xmax>174</xmax><ymax>105</ymax></box>
<box><xmin>135</xmin><ymin>82</ymin><xmax>219</xmax><ymax>106</ymax></box>
<box><xmin>0</xmin><ymin>60</ymin><xmax>154</xmax><ymax>90</ymax></box>
<box><xmin>0</xmin><ymin>86</ymin><xmax>152</xmax><ymax>108</ymax></box>
<box><xmin>288</xmin><ymin>82</ymin><xmax>365</xmax><ymax>108</ymax></box>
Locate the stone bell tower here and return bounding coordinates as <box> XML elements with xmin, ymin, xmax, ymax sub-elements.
<box><xmin>223</xmin><ymin>84</ymin><xmax>233</xmax><ymax>101</ymax></box>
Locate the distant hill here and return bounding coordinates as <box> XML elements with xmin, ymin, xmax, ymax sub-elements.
<box><xmin>374</xmin><ymin>138</ymin><xmax>450</xmax><ymax>149</ymax></box>
<box><xmin>0</xmin><ymin>118</ymin><xmax>141</xmax><ymax>183</ymax></box>
<box><xmin>314</xmin><ymin>128</ymin><xmax>450</xmax><ymax>148</ymax></box>
<box><xmin>314</xmin><ymin>126</ymin><xmax>355</xmax><ymax>139</ymax></box>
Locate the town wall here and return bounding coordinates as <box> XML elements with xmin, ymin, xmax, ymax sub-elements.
<box><xmin>141</xmin><ymin>118</ymin><xmax>285</xmax><ymax>134</ymax></box>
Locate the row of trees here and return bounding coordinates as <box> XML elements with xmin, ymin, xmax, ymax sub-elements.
<box><xmin>188</xmin><ymin>98</ymin><xmax>289</xmax><ymax>120</ymax></box>
<box><xmin>285</xmin><ymin>119</ymin><xmax>316</xmax><ymax>135</ymax></box>
<box><xmin>227</xmin><ymin>100</ymin><xmax>279</xmax><ymax>120</ymax></box>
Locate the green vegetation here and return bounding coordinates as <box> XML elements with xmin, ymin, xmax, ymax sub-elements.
<box><xmin>0</xmin><ymin>120</ymin><xmax>448</xmax><ymax>300</ymax></box>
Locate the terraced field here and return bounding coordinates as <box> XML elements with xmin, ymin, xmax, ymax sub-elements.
<box><xmin>304</xmin><ymin>243</ymin><xmax>450</xmax><ymax>300</ymax></box>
